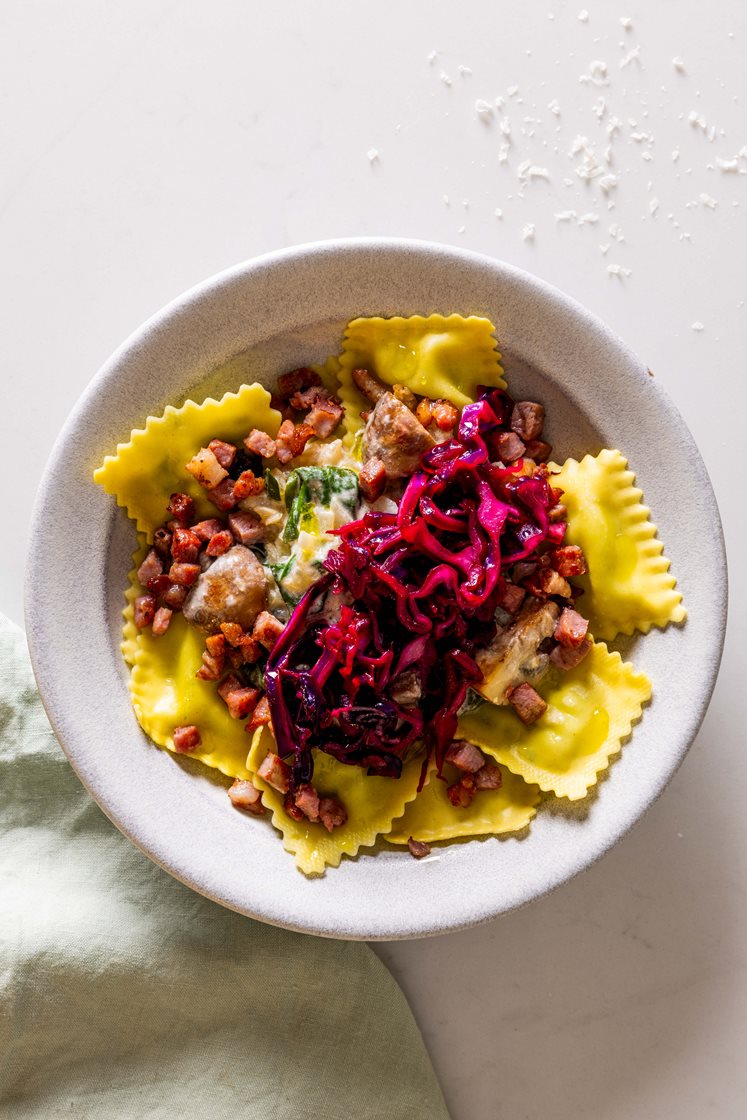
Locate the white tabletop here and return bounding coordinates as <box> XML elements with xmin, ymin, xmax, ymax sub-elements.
<box><xmin>3</xmin><ymin>3</ymin><xmax>744</xmax><ymax>1116</ymax></box>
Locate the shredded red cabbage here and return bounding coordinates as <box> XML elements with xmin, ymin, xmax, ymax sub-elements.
<box><xmin>265</xmin><ymin>388</ymin><xmax>566</xmax><ymax>789</ymax></box>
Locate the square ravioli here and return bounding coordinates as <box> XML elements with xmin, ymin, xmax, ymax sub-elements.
<box><xmin>387</xmin><ymin>762</ymin><xmax>539</xmax><ymax>846</ymax></box>
<box><xmin>554</xmin><ymin>449</ymin><xmax>686</xmax><ymax>640</ymax></box>
<box><xmin>337</xmin><ymin>314</ymin><xmax>505</xmax><ymax>447</ymax></box>
<box><xmin>458</xmin><ymin>643</ymin><xmax>652</xmax><ymax>800</ymax></box>
<box><xmin>94</xmin><ymin>383</ymin><xmax>281</xmax><ymax>534</ymax></box>
<box><xmin>249</xmin><ymin>728</ymin><xmax>423</xmax><ymax>875</ymax></box>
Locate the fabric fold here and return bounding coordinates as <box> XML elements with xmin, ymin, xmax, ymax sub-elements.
<box><xmin>0</xmin><ymin>616</ymin><xmax>449</xmax><ymax>1120</ymax></box>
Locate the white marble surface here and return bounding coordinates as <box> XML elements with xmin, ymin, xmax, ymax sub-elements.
<box><xmin>2</xmin><ymin>2</ymin><xmax>744</xmax><ymax>1116</ymax></box>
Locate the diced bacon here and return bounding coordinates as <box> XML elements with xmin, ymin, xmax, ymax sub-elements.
<box><xmin>206</xmin><ymin>477</ymin><xmax>238</xmax><ymax>512</ymax></box>
<box><xmin>171</xmin><ymin>527</ymin><xmax>201</xmax><ymax>563</ymax></box>
<box><xmin>246</xmin><ymin>694</ymin><xmax>271</xmax><ymax>732</ymax></box>
<box><xmin>496</xmin><ymin>581</ymin><xmax>526</xmax><ymax>614</ymax></box>
<box><xmin>163</xmin><ymin>583</ymin><xmax>188</xmax><ymax>609</ymax></box>
<box><xmin>273</xmin><ymin>420</ymin><xmax>295</xmax><ymax>464</ymax></box>
<box><xmin>227</xmin><ymin>648</ymin><xmax>245</xmax><ymax>670</ymax></box>
<box><xmin>137</xmin><ymin>548</ymin><xmax>164</xmax><ymax>587</ymax></box>
<box><xmin>431</xmin><ymin>399</ymin><xmax>459</xmax><ymax>432</ymax></box>
<box><xmin>407</xmin><ymin>837</ymin><xmax>432</xmax><ymax>859</ymax></box>
<box><xmin>554</xmin><ymin>607</ymin><xmax>589</xmax><ymax>648</ymax></box>
<box><xmin>205</xmin><ymin>633</ymin><xmax>226</xmax><ymax>657</ymax></box>
<box><xmin>240</xmin><ymin>635</ymin><xmax>261</xmax><ymax>664</ymax></box>
<box><xmin>195</xmin><ymin>651</ymin><xmax>224</xmax><ymax>681</ymax></box>
<box><xmin>294</xmin><ymin>783</ymin><xmax>321</xmax><ymax>822</ymax></box>
<box><xmin>167</xmin><ymin>492</ymin><xmax>195</xmax><ymax>523</ymax></box>
<box><xmin>507</xmin><ymin>682</ymin><xmax>547</xmax><ymax>725</ymax></box>
<box><xmin>473</xmin><ymin>762</ymin><xmax>503</xmax><ymax>791</ymax></box>
<box><xmin>220</xmin><ymin>621</ymin><xmax>244</xmax><ymax>647</ymax></box>
<box><xmin>352</xmin><ymin>367</ymin><xmax>387</xmax><ymax>403</ymax></box>
<box><xmin>233</xmin><ymin>471</ymin><xmax>265</xmax><ymax>500</ymax></box>
<box><xmin>146</xmin><ymin>574</ymin><xmax>172</xmax><ymax>600</ymax></box>
<box><xmin>206</xmin><ymin>530</ymin><xmax>233</xmax><ymax>556</ymax></box>
<box><xmin>415</xmin><ymin>399</ymin><xmax>433</xmax><ymax>427</ymax></box>
<box><xmin>358</xmin><ymin>457</ymin><xmax>387</xmax><ymax>502</ymax></box>
<box><xmin>550</xmin><ymin>636</ymin><xmax>592</xmax><ymax>670</ymax></box>
<box><xmin>538</xmin><ymin>567</ymin><xmax>572</xmax><ymax>598</ymax></box>
<box><xmin>228</xmin><ymin>511</ymin><xmax>264</xmax><ymax>546</ymax></box>
<box><xmin>511</xmin><ymin>401</ymin><xmax>545</xmax><ymax>442</ymax></box>
<box><xmin>169</xmin><ymin>562</ymin><xmax>200</xmax><ymax>586</ymax></box>
<box><xmin>524</xmin><ymin>439</ymin><xmax>552</xmax><ymax>463</ymax></box>
<box><xmin>244</xmin><ymin>429</ymin><xmax>277</xmax><ymax>458</ymax></box>
<box><xmin>224</xmin><ymin>687</ymin><xmax>260</xmax><ymax>720</ymax></box>
<box><xmin>306</xmin><ymin>399</ymin><xmax>343</xmax><ymax>438</ymax></box>
<box><xmin>445</xmin><ymin>740</ymin><xmax>485</xmax><ymax>773</ymax></box>
<box><xmin>276</xmin><ymin>367</ymin><xmax>321</xmax><ymax>400</ymax></box>
<box><xmin>390</xmin><ymin>669</ymin><xmax>422</xmax><ymax>707</ymax></box>
<box><xmin>289</xmin><ymin>385</ymin><xmax>333</xmax><ymax>410</ymax></box>
<box><xmin>548</xmin><ymin>503</ymin><xmax>567</xmax><ymax>523</ymax></box>
<box><xmin>496</xmin><ymin>431</ymin><xmax>526</xmax><ymax>463</ymax></box>
<box><xmin>173</xmin><ymin>724</ymin><xmax>201</xmax><ymax>752</ymax></box>
<box><xmin>192</xmin><ymin>518</ymin><xmax>224</xmax><ymax>542</ymax></box>
<box><xmin>217</xmin><ymin>673</ymin><xmax>243</xmax><ymax>700</ymax></box>
<box><xmin>228</xmin><ymin>779</ymin><xmax>264</xmax><ymax>814</ymax></box>
<box><xmin>512</xmin><ymin>560</ymin><xmax>537</xmax><ymax>583</ymax></box>
<box><xmin>319</xmin><ymin>796</ymin><xmax>347</xmax><ymax>832</ymax></box>
<box><xmin>392</xmin><ymin>383</ymin><xmax>417</xmax><ymax>410</ymax></box>
<box><xmin>275</xmin><ymin>420</ymin><xmax>316</xmax><ymax>459</ymax></box>
<box><xmin>185</xmin><ymin>447</ymin><xmax>228</xmax><ymax>490</ymax></box>
<box><xmin>526</xmin><ymin>565</ymin><xmax>572</xmax><ymax>599</ymax></box>
<box><xmin>152</xmin><ymin>528</ymin><xmax>173</xmax><ymax>558</ymax></box>
<box><xmin>253</xmin><ymin>611</ymin><xmax>285</xmax><ymax>651</ymax></box>
<box><xmin>134</xmin><ymin>594</ymin><xmax>156</xmax><ymax>629</ymax></box>
<box><xmin>257</xmin><ymin>752</ymin><xmax>291</xmax><ymax>794</ymax></box>
<box><xmin>283</xmin><ymin>792</ymin><xmax>305</xmax><ymax>821</ymax></box>
<box><xmin>151</xmin><ymin>606</ymin><xmax>173</xmax><ymax>635</ymax></box>
<box><xmin>208</xmin><ymin>439</ymin><xmax>237</xmax><ymax>469</ymax></box>
<box><xmin>553</xmin><ymin>545</ymin><xmax>587</xmax><ymax>578</ymax></box>
<box><xmin>447</xmin><ymin>781</ymin><xmax>475</xmax><ymax>808</ymax></box>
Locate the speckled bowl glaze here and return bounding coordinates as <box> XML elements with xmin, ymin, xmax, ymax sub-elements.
<box><xmin>25</xmin><ymin>239</ymin><xmax>726</xmax><ymax>940</ymax></box>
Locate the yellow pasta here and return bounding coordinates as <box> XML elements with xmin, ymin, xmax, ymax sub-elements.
<box><xmin>554</xmin><ymin>449</ymin><xmax>686</xmax><ymax>640</ymax></box>
<box><xmin>337</xmin><ymin>314</ymin><xmax>506</xmax><ymax>447</ymax></box>
<box><xmin>129</xmin><ymin>608</ymin><xmax>253</xmax><ymax>782</ymax></box>
<box><xmin>387</xmin><ymin>763</ymin><xmax>539</xmax><ymax>846</ymax></box>
<box><xmin>94</xmin><ymin>384</ymin><xmax>281</xmax><ymax>535</ymax></box>
<box><xmin>122</xmin><ymin>538</ymin><xmax>148</xmax><ymax>668</ymax></box>
<box><xmin>248</xmin><ymin>728</ymin><xmax>423</xmax><ymax>875</ymax></box>
<box><xmin>458</xmin><ymin>643</ymin><xmax>651</xmax><ymax>800</ymax></box>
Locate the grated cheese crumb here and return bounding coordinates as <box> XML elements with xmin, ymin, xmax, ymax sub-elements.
<box><xmin>619</xmin><ymin>45</ymin><xmax>641</xmax><ymax>69</ymax></box>
<box><xmin>578</xmin><ymin>9</ymin><xmax>589</xmax><ymax>21</ymax></box>
<box><xmin>555</xmin><ymin>210</ymin><xmax>577</xmax><ymax>222</ymax></box>
<box><xmin>716</xmin><ymin>157</ymin><xmax>739</xmax><ymax>171</ymax></box>
<box><xmin>522</xmin><ymin>222</ymin><xmax>536</xmax><ymax>241</ymax></box>
<box><xmin>672</xmin><ymin>56</ymin><xmax>685</xmax><ymax>72</ymax></box>
<box><xmin>440</xmin><ymin>71</ymin><xmax>452</xmax><ymax>87</ymax></box>
<box><xmin>691</xmin><ymin>321</ymin><xmax>705</xmax><ymax>331</ymax></box>
<box><xmin>699</xmin><ymin>193</ymin><xmax>718</xmax><ymax>208</ymax></box>
<box><xmin>475</xmin><ymin>99</ymin><xmax>494</xmax><ymax>118</ymax></box>
<box><xmin>620</xmin><ymin>16</ymin><xmax>633</xmax><ymax>30</ymax></box>
<box><xmin>367</xmin><ymin>148</ymin><xmax>380</xmax><ymax>163</ymax></box>
<box><xmin>607</xmin><ymin>263</ymin><xmax>632</xmax><ymax>277</ymax></box>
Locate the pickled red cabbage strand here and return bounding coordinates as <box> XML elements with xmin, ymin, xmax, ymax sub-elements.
<box><xmin>265</xmin><ymin>388</ymin><xmax>565</xmax><ymax>788</ymax></box>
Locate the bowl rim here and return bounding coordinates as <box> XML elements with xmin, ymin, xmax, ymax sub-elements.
<box><xmin>25</xmin><ymin>236</ymin><xmax>728</xmax><ymax>939</ymax></box>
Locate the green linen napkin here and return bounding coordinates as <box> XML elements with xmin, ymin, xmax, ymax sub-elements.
<box><xmin>0</xmin><ymin>615</ymin><xmax>449</xmax><ymax>1120</ymax></box>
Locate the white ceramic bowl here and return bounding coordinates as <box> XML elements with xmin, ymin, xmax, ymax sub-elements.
<box><xmin>26</xmin><ymin>238</ymin><xmax>726</xmax><ymax>940</ymax></box>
